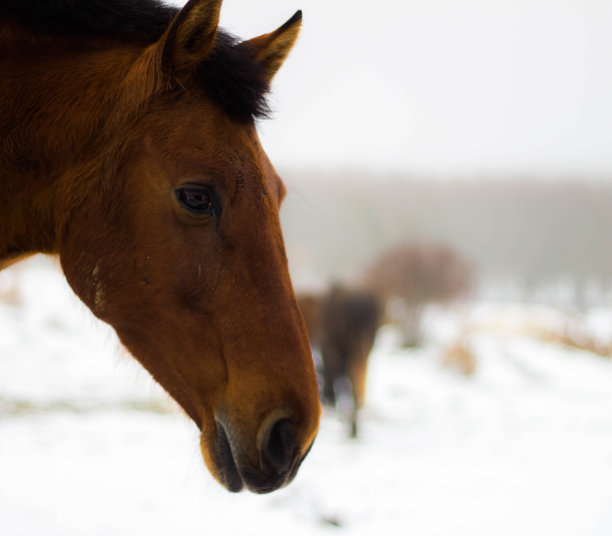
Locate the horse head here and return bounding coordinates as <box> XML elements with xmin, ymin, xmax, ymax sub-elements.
<box><xmin>58</xmin><ymin>0</ymin><xmax>320</xmax><ymax>493</ymax></box>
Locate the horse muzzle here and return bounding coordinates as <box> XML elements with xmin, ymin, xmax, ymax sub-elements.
<box><xmin>205</xmin><ymin>410</ymin><xmax>314</xmax><ymax>493</ymax></box>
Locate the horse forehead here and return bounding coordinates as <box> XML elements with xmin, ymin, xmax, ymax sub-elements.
<box><xmin>200</xmin><ymin>121</ymin><xmax>283</xmax><ymax>197</ymax></box>
<box><xmin>203</xmin><ymin>128</ymin><xmax>280</xmax><ymax>195</ymax></box>
<box><xmin>139</xmin><ymin>96</ymin><xmax>283</xmax><ymax>195</ymax></box>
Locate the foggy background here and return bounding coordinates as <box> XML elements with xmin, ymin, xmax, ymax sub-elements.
<box><xmin>211</xmin><ymin>0</ymin><xmax>612</xmax><ymax>300</ymax></box>
<box><xmin>249</xmin><ymin>0</ymin><xmax>612</xmax><ymax>177</ymax></box>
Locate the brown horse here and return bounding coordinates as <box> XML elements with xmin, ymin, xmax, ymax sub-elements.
<box><xmin>0</xmin><ymin>0</ymin><xmax>320</xmax><ymax>494</ymax></box>
<box><xmin>299</xmin><ymin>286</ymin><xmax>381</xmax><ymax>437</ymax></box>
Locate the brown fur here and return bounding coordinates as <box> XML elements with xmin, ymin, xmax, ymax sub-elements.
<box><xmin>0</xmin><ymin>0</ymin><xmax>320</xmax><ymax>494</ymax></box>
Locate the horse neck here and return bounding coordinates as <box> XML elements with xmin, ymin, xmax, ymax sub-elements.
<box><xmin>0</xmin><ymin>34</ymin><xmax>157</xmax><ymax>264</ymax></box>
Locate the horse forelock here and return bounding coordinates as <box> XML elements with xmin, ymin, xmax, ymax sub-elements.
<box><xmin>197</xmin><ymin>31</ymin><xmax>271</xmax><ymax>123</ymax></box>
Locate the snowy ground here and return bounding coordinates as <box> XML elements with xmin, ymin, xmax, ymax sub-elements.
<box><xmin>2</xmin><ymin>257</ymin><xmax>612</xmax><ymax>535</ymax></box>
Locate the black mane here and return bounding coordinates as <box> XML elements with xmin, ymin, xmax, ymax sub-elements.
<box><xmin>1</xmin><ymin>0</ymin><xmax>177</xmax><ymax>43</ymax></box>
<box><xmin>1</xmin><ymin>0</ymin><xmax>271</xmax><ymax>121</ymax></box>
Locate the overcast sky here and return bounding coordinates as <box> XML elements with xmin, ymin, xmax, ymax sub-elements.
<box><xmin>171</xmin><ymin>0</ymin><xmax>612</xmax><ymax>178</ymax></box>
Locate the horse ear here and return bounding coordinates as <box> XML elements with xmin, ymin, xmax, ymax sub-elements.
<box><xmin>160</xmin><ymin>0</ymin><xmax>222</xmax><ymax>78</ymax></box>
<box><xmin>240</xmin><ymin>10</ymin><xmax>302</xmax><ymax>84</ymax></box>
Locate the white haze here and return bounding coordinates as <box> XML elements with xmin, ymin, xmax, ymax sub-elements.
<box><xmin>172</xmin><ymin>0</ymin><xmax>612</xmax><ymax>178</ymax></box>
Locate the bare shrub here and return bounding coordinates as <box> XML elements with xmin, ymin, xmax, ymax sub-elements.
<box><xmin>0</xmin><ymin>264</ymin><xmax>23</xmax><ymax>306</ymax></box>
<box><xmin>441</xmin><ymin>336</ymin><xmax>477</xmax><ymax>376</ymax></box>
<box><xmin>364</xmin><ymin>242</ymin><xmax>473</xmax><ymax>347</ymax></box>
<box><xmin>539</xmin><ymin>320</ymin><xmax>612</xmax><ymax>358</ymax></box>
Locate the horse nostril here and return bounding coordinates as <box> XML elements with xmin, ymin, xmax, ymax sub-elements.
<box><xmin>260</xmin><ymin>417</ymin><xmax>296</xmax><ymax>475</ymax></box>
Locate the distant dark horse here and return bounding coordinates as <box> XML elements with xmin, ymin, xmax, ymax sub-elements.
<box><xmin>299</xmin><ymin>286</ymin><xmax>381</xmax><ymax>437</ymax></box>
<box><xmin>0</xmin><ymin>0</ymin><xmax>321</xmax><ymax>493</ymax></box>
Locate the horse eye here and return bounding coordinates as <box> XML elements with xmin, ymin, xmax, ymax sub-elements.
<box><xmin>175</xmin><ymin>187</ymin><xmax>216</xmax><ymax>216</ymax></box>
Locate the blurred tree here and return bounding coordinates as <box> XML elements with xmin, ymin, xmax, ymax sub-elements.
<box><xmin>364</xmin><ymin>242</ymin><xmax>473</xmax><ymax>347</ymax></box>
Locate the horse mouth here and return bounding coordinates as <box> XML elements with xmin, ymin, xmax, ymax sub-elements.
<box><xmin>214</xmin><ymin>422</ymin><xmax>244</xmax><ymax>493</ymax></box>
<box><xmin>212</xmin><ymin>419</ymin><xmax>314</xmax><ymax>494</ymax></box>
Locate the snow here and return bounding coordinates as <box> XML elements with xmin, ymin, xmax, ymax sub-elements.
<box><xmin>2</xmin><ymin>256</ymin><xmax>612</xmax><ymax>535</ymax></box>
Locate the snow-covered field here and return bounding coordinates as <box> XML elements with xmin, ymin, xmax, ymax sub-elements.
<box><xmin>2</xmin><ymin>256</ymin><xmax>612</xmax><ymax>535</ymax></box>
